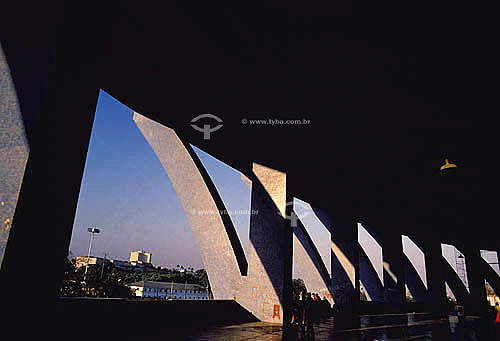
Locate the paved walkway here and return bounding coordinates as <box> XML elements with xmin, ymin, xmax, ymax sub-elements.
<box><xmin>183</xmin><ymin>313</ymin><xmax>499</xmax><ymax>340</ymax></box>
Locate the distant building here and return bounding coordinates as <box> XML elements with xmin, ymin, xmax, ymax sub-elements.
<box><xmin>127</xmin><ymin>281</ymin><xmax>209</xmax><ymax>300</ymax></box>
<box><xmin>75</xmin><ymin>256</ymin><xmax>106</xmax><ymax>268</ymax></box>
<box><xmin>109</xmin><ymin>259</ymin><xmax>132</xmax><ymax>270</ymax></box>
<box><xmin>75</xmin><ymin>253</ymin><xmax>159</xmax><ymax>273</ymax></box>
<box><xmin>76</xmin><ymin>256</ymin><xmax>140</xmax><ymax>271</ymax></box>
<box><xmin>129</xmin><ymin>250</ymin><xmax>152</xmax><ymax>264</ymax></box>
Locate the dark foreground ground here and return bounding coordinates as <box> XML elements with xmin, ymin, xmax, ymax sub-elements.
<box><xmin>183</xmin><ymin>313</ymin><xmax>499</xmax><ymax>340</ymax></box>
<box><xmin>54</xmin><ymin>299</ymin><xmax>499</xmax><ymax>340</ymax></box>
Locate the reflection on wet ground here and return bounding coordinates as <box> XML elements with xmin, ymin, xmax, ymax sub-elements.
<box><xmin>184</xmin><ymin>313</ymin><xmax>499</xmax><ymax>340</ymax></box>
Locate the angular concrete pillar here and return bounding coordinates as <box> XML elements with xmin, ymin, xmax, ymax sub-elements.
<box><xmin>0</xmin><ymin>39</ymin><xmax>101</xmax><ymax>304</ymax></box>
<box><xmin>406</xmin><ymin>235</ymin><xmax>447</xmax><ymax>313</ymax></box>
<box><xmin>293</xmin><ymin>218</ymin><xmax>333</xmax><ymax>305</ymax></box>
<box><xmin>482</xmin><ymin>251</ymin><xmax>500</xmax><ymax>299</ymax></box>
<box><xmin>441</xmin><ymin>257</ymin><xmax>469</xmax><ymax>305</ymax></box>
<box><xmin>135</xmin><ymin>113</ymin><xmax>288</xmax><ymax>323</ymax></box>
<box><xmin>358</xmin><ymin>223</ymin><xmax>384</xmax><ymax>302</ymax></box>
<box><xmin>382</xmin><ymin>233</ymin><xmax>405</xmax><ymax>306</ymax></box>
<box><xmin>328</xmin><ymin>215</ymin><xmax>359</xmax><ymax>311</ymax></box>
<box><xmin>292</xmin><ymin>200</ymin><xmax>334</xmax><ymax>306</ymax></box>
<box><xmin>135</xmin><ymin>113</ymin><xmax>242</xmax><ymax>299</ymax></box>
<box><xmin>0</xmin><ymin>44</ymin><xmax>29</xmax><ymax>268</ymax></box>
<box><xmin>464</xmin><ymin>248</ymin><xmax>488</xmax><ymax>315</ymax></box>
<box><xmin>423</xmin><ymin>239</ymin><xmax>447</xmax><ymax>314</ymax></box>
<box><xmin>282</xmin><ymin>190</ymin><xmax>293</xmax><ymax>325</ymax></box>
<box><xmin>402</xmin><ymin>235</ymin><xmax>428</xmax><ymax>303</ymax></box>
<box><xmin>235</xmin><ymin>163</ymin><xmax>287</xmax><ymax>323</ymax></box>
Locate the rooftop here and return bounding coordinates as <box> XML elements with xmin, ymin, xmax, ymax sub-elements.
<box><xmin>127</xmin><ymin>280</ymin><xmax>207</xmax><ymax>290</ymax></box>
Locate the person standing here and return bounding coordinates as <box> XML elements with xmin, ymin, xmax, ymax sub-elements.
<box><xmin>291</xmin><ymin>293</ymin><xmax>300</xmax><ymax>326</ymax></box>
<box><xmin>299</xmin><ymin>291</ymin><xmax>306</xmax><ymax>326</ymax></box>
<box><xmin>305</xmin><ymin>292</ymin><xmax>314</xmax><ymax>337</ymax></box>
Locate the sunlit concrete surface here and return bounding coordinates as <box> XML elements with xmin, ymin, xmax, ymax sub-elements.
<box><xmin>293</xmin><ymin>218</ymin><xmax>333</xmax><ymax>305</ymax></box>
<box><xmin>403</xmin><ymin>235</ymin><xmax>429</xmax><ymax>303</ymax></box>
<box><xmin>329</xmin><ymin>220</ymin><xmax>358</xmax><ymax>308</ymax></box>
<box><xmin>134</xmin><ymin>113</ymin><xmax>286</xmax><ymax>323</ymax></box>
<box><xmin>294</xmin><ymin>198</ymin><xmax>331</xmax><ymax>274</ymax></box>
<box><xmin>237</xmin><ymin>162</ymin><xmax>286</xmax><ymax>323</ymax></box>
<box><xmin>442</xmin><ymin>243</ymin><xmax>469</xmax><ymax>292</ymax></box>
<box><xmin>330</xmin><ymin>240</ymin><xmax>356</xmax><ymax>287</ymax></box>
<box><xmin>181</xmin><ymin>313</ymin><xmax>499</xmax><ymax>340</ymax></box>
<box><xmin>358</xmin><ymin>223</ymin><xmax>384</xmax><ymax>302</ymax></box>
<box><xmin>0</xmin><ymin>43</ymin><xmax>30</xmax><ymax>267</ymax></box>
<box><xmin>292</xmin><ymin>198</ymin><xmax>334</xmax><ymax>305</ymax></box>
<box><xmin>481</xmin><ymin>250</ymin><xmax>500</xmax><ymax>276</ymax></box>
<box><xmin>358</xmin><ymin>223</ymin><xmax>384</xmax><ymax>286</ymax></box>
<box><xmin>134</xmin><ymin>112</ymin><xmax>242</xmax><ymax>300</ymax></box>
<box><xmin>402</xmin><ymin>235</ymin><xmax>427</xmax><ymax>289</ymax></box>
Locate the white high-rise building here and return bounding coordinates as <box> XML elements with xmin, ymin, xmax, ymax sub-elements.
<box><xmin>129</xmin><ymin>250</ymin><xmax>152</xmax><ymax>264</ymax></box>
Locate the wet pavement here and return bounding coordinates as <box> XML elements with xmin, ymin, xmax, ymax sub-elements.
<box><xmin>183</xmin><ymin>313</ymin><xmax>499</xmax><ymax>340</ymax></box>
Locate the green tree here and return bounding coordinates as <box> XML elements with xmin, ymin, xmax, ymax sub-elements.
<box><xmin>60</xmin><ymin>258</ymin><xmax>134</xmax><ymax>298</ymax></box>
<box><xmin>195</xmin><ymin>269</ymin><xmax>210</xmax><ymax>288</ymax></box>
<box><xmin>292</xmin><ymin>278</ymin><xmax>307</xmax><ymax>297</ymax></box>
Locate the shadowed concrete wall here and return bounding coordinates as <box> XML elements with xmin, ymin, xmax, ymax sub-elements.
<box><xmin>410</xmin><ymin>236</ymin><xmax>447</xmax><ymax>313</ymax></box>
<box><xmin>481</xmin><ymin>254</ymin><xmax>500</xmax><ymax>300</ymax></box>
<box><xmin>134</xmin><ymin>112</ymin><xmax>286</xmax><ymax>323</ymax></box>
<box><xmin>312</xmin><ymin>208</ymin><xmax>359</xmax><ymax>309</ymax></box>
<box><xmin>382</xmin><ymin>234</ymin><xmax>405</xmax><ymax>305</ymax></box>
<box><xmin>403</xmin><ymin>254</ymin><xmax>428</xmax><ymax>302</ymax></box>
<box><xmin>442</xmin><ymin>255</ymin><xmax>469</xmax><ymax>304</ymax></box>
<box><xmin>359</xmin><ymin>244</ymin><xmax>384</xmax><ymax>301</ymax></box>
<box><xmin>403</xmin><ymin>237</ymin><xmax>488</xmax><ymax>313</ymax></box>
<box><xmin>0</xmin><ymin>44</ymin><xmax>29</xmax><ymax>267</ymax></box>
<box><xmin>237</xmin><ymin>163</ymin><xmax>286</xmax><ymax>323</ymax></box>
<box><xmin>358</xmin><ymin>226</ymin><xmax>405</xmax><ymax>305</ymax></box>
<box><xmin>402</xmin><ymin>235</ymin><xmax>429</xmax><ymax>303</ymax></box>
<box><xmin>293</xmin><ymin>215</ymin><xmax>334</xmax><ymax>306</ymax></box>
<box><xmin>464</xmin><ymin>248</ymin><xmax>488</xmax><ymax>315</ymax></box>
<box><xmin>57</xmin><ymin>298</ymin><xmax>259</xmax><ymax>339</ymax></box>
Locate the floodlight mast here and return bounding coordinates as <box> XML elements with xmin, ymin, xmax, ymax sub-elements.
<box><xmin>83</xmin><ymin>226</ymin><xmax>100</xmax><ymax>281</ymax></box>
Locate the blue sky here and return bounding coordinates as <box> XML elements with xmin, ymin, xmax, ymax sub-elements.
<box><xmin>69</xmin><ymin>90</ymin><xmax>251</xmax><ymax>269</ymax></box>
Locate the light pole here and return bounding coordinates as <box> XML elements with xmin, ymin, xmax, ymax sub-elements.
<box><xmin>84</xmin><ymin>226</ymin><xmax>100</xmax><ymax>282</ymax></box>
<box><xmin>100</xmin><ymin>252</ymin><xmax>107</xmax><ymax>280</ymax></box>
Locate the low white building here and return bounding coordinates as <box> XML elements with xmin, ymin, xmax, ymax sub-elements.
<box><xmin>109</xmin><ymin>259</ymin><xmax>132</xmax><ymax>270</ymax></box>
<box><xmin>130</xmin><ymin>250</ymin><xmax>152</xmax><ymax>264</ymax></box>
<box><xmin>128</xmin><ymin>281</ymin><xmax>209</xmax><ymax>300</ymax></box>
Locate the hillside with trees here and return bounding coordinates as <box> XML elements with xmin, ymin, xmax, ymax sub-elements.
<box><xmin>60</xmin><ymin>257</ymin><xmax>210</xmax><ymax>298</ymax></box>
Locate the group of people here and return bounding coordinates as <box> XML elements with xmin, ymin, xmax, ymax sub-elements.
<box><xmin>290</xmin><ymin>291</ymin><xmax>331</xmax><ymax>328</ymax></box>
